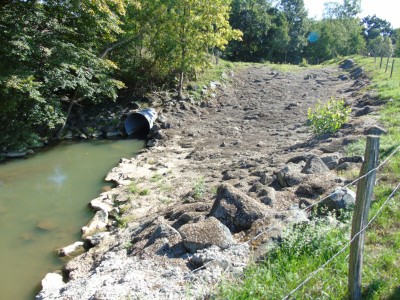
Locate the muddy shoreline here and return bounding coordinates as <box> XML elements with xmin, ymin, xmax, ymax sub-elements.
<box><xmin>36</xmin><ymin>60</ymin><xmax>385</xmax><ymax>299</ymax></box>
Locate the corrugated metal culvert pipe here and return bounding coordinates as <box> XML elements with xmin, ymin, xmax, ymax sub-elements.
<box><xmin>124</xmin><ymin>108</ymin><xmax>158</xmax><ymax>136</ymax></box>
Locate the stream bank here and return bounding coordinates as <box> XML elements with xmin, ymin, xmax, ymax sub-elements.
<box><xmin>36</xmin><ymin>60</ymin><xmax>386</xmax><ymax>299</ymax></box>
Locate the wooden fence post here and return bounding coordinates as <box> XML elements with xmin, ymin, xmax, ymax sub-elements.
<box><xmin>390</xmin><ymin>59</ymin><xmax>395</xmax><ymax>78</ymax></box>
<box><xmin>385</xmin><ymin>57</ymin><xmax>390</xmax><ymax>73</ymax></box>
<box><xmin>348</xmin><ymin>135</ymin><xmax>380</xmax><ymax>300</ymax></box>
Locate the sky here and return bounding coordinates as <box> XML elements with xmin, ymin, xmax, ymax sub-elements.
<box><xmin>304</xmin><ymin>0</ymin><xmax>400</xmax><ymax>29</ymax></box>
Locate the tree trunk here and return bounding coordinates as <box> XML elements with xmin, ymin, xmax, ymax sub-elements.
<box><xmin>178</xmin><ymin>5</ymin><xmax>188</xmax><ymax>100</ymax></box>
<box><xmin>100</xmin><ymin>36</ymin><xmax>135</xmax><ymax>59</ymax></box>
<box><xmin>178</xmin><ymin>36</ymin><xmax>186</xmax><ymax>99</ymax></box>
<box><xmin>56</xmin><ymin>93</ymin><xmax>77</xmax><ymax>139</ymax></box>
<box><xmin>178</xmin><ymin>70</ymin><xmax>184</xmax><ymax>99</ymax></box>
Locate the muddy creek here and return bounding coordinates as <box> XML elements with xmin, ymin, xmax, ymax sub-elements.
<box><xmin>0</xmin><ymin>140</ymin><xmax>143</xmax><ymax>299</ymax></box>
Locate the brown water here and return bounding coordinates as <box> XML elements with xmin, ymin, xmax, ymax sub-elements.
<box><xmin>0</xmin><ymin>139</ymin><xmax>144</xmax><ymax>300</ymax></box>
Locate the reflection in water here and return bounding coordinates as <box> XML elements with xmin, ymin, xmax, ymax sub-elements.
<box><xmin>0</xmin><ymin>140</ymin><xmax>144</xmax><ymax>300</ymax></box>
<box><xmin>48</xmin><ymin>165</ymin><xmax>68</xmax><ymax>186</ymax></box>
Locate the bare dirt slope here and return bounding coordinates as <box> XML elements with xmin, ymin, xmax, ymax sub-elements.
<box><xmin>149</xmin><ymin>65</ymin><xmax>358</xmax><ymax>204</ymax></box>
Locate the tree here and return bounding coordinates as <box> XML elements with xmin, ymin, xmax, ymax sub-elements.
<box><xmin>279</xmin><ymin>0</ymin><xmax>309</xmax><ymax>64</ymax></box>
<box><xmin>305</xmin><ymin>20</ymin><xmax>335</xmax><ymax>64</ymax></box>
<box><xmin>120</xmin><ymin>0</ymin><xmax>241</xmax><ymax>98</ymax></box>
<box><xmin>305</xmin><ymin>18</ymin><xmax>365</xmax><ymax>63</ymax></box>
<box><xmin>0</xmin><ymin>1</ymin><xmax>125</xmax><ymax>149</ymax></box>
<box><xmin>1</xmin><ymin>0</ymin><xmax>240</xmax><ymax>149</ymax></box>
<box><xmin>361</xmin><ymin>15</ymin><xmax>394</xmax><ymax>41</ymax></box>
<box><xmin>369</xmin><ymin>36</ymin><xmax>394</xmax><ymax>57</ymax></box>
<box><xmin>305</xmin><ymin>0</ymin><xmax>365</xmax><ymax>64</ymax></box>
<box><xmin>395</xmin><ymin>29</ymin><xmax>400</xmax><ymax>57</ymax></box>
<box><xmin>266</xmin><ymin>8</ymin><xmax>291</xmax><ymax>63</ymax></box>
<box><xmin>361</xmin><ymin>15</ymin><xmax>395</xmax><ymax>54</ymax></box>
<box><xmin>226</xmin><ymin>0</ymin><xmax>273</xmax><ymax>62</ymax></box>
<box><xmin>323</xmin><ymin>0</ymin><xmax>360</xmax><ymax>19</ymax></box>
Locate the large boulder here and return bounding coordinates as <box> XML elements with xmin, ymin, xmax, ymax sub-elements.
<box><xmin>258</xmin><ymin>187</ymin><xmax>276</xmax><ymax>206</ymax></box>
<box><xmin>144</xmin><ymin>223</ymin><xmax>186</xmax><ymax>257</ymax></box>
<box><xmin>6</xmin><ymin>150</ymin><xmax>28</xmax><ymax>158</ymax></box>
<box><xmin>85</xmin><ymin>232</ymin><xmax>110</xmax><ymax>247</ymax></box>
<box><xmin>179</xmin><ymin>217</ymin><xmax>235</xmax><ymax>253</ymax></box>
<box><xmin>275</xmin><ymin>163</ymin><xmax>307</xmax><ymax>187</ymax></box>
<box><xmin>364</xmin><ymin>125</ymin><xmax>386</xmax><ymax>136</ymax></box>
<box><xmin>286</xmin><ymin>153</ymin><xmax>313</xmax><ymax>164</ymax></box>
<box><xmin>295</xmin><ymin>175</ymin><xmax>333</xmax><ymax>199</ymax></box>
<box><xmin>210</xmin><ymin>184</ymin><xmax>271</xmax><ymax>232</ymax></box>
<box><xmin>277</xmin><ymin>208</ymin><xmax>309</xmax><ymax>226</ymax></box>
<box><xmin>321</xmin><ymin>153</ymin><xmax>341</xmax><ymax>170</ymax></box>
<box><xmin>338</xmin><ymin>156</ymin><xmax>363</xmax><ymax>165</ymax></box>
<box><xmin>340</xmin><ymin>59</ymin><xmax>355</xmax><ymax>69</ymax></box>
<box><xmin>90</xmin><ymin>197</ymin><xmax>114</xmax><ymax>213</ymax></box>
<box><xmin>222</xmin><ymin>170</ymin><xmax>247</xmax><ymax>181</ymax></box>
<box><xmin>147</xmin><ymin>223</ymin><xmax>181</xmax><ymax>245</ymax></box>
<box><xmin>318</xmin><ymin>188</ymin><xmax>356</xmax><ymax>213</ymax></box>
<box><xmin>301</xmin><ymin>155</ymin><xmax>330</xmax><ymax>174</ymax></box>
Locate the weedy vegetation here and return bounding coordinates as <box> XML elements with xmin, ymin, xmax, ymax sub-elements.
<box><xmin>193</xmin><ymin>176</ymin><xmax>206</xmax><ymax>200</ymax></box>
<box><xmin>129</xmin><ymin>180</ymin><xmax>150</xmax><ymax>196</ymax></box>
<box><xmin>308</xmin><ymin>97</ymin><xmax>351</xmax><ymax>135</ymax></box>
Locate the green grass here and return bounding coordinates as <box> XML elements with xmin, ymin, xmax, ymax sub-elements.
<box><xmin>217</xmin><ymin>217</ymin><xmax>352</xmax><ymax>299</ymax></box>
<box><xmin>129</xmin><ymin>180</ymin><xmax>150</xmax><ymax>196</ymax></box>
<box><xmin>345</xmin><ymin>137</ymin><xmax>367</xmax><ymax>157</ymax></box>
<box><xmin>150</xmin><ymin>173</ymin><xmax>163</xmax><ymax>183</ymax></box>
<box><xmin>186</xmin><ymin>59</ymin><xmax>236</xmax><ymax>100</ymax></box>
<box><xmin>215</xmin><ymin>56</ymin><xmax>400</xmax><ymax>299</ymax></box>
<box><xmin>128</xmin><ymin>181</ymin><xmax>140</xmax><ymax>194</ymax></box>
<box><xmin>139</xmin><ymin>188</ymin><xmax>150</xmax><ymax>196</ymax></box>
<box><xmin>193</xmin><ymin>176</ymin><xmax>206</xmax><ymax>200</ymax></box>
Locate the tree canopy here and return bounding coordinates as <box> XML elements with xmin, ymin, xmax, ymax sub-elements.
<box><xmin>0</xmin><ymin>1</ymin><xmax>126</xmax><ymax>148</ymax></box>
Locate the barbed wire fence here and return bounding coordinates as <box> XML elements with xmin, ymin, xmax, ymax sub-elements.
<box><xmin>276</xmin><ymin>135</ymin><xmax>400</xmax><ymax>300</ymax></box>
<box><xmin>282</xmin><ymin>181</ymin><xmax>400</xmax><ymax>300</ymax></box>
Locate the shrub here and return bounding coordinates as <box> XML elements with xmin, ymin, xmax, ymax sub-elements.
<box><xmin>299</xmin><ymin>58</ymin><xmax>309</xmax><ymax>67</ymax></box>
<box><xmin>308</xmin><ymin>97</ymin><xmax>351</xmax><ymax>135</ymax></box>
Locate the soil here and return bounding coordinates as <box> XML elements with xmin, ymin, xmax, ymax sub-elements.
<box><xmin>136</xmin><ymin>64</ymin><xmax>363</xmax><ymax>211</ymax></box>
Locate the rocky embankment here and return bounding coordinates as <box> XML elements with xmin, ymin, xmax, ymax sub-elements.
<box><xmin>36</xmin><ymin>59</ymin><xmax>387</xmax><ymax>299</ymax></box>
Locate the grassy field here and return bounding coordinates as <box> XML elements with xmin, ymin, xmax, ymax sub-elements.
<box><xmin>215</xmin><ymin>56</ymin><xmax>400</xmax><ymax>300</ymax></box>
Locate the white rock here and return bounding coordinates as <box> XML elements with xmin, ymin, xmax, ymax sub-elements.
<box><xmin>6</xmin><ymin>151</ymin><xmax>27</xmax><ymax>158</ymax></box>
<box><xmin>39</xmin><ymin>273</ymin><xmax>64</xmax><ymax>299</ymax></box>
<box><xmin>90</xmin><ymin>198</ymin><xmax>114</xmax><ymax>213</ymax></box>
<box><xmin>82</xmin><ymin>210</ymin><xmax>108</xmax><ymax>238</ymax></box>
<box><xmin>58</xmin><ymin>241</ymin><xmax>85</xmax><ymax>257</ymax></box>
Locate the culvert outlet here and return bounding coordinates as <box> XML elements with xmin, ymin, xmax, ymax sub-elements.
<box><xmin>124</xmin><ymin>108</ymin><xmax>158</xmax><ymax>136</ymax></box>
